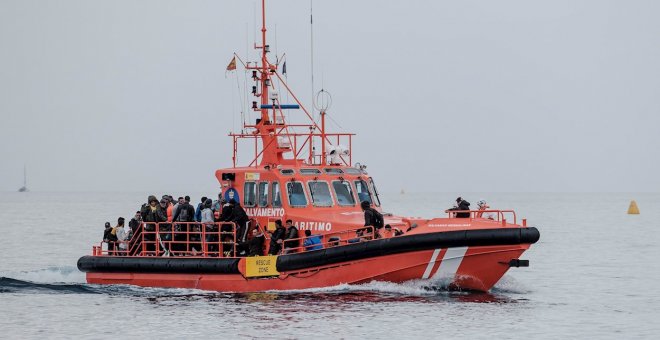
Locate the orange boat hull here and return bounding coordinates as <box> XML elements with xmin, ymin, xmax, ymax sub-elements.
<box><xmin>85</xmin><ymin>244</ymin><xmax>528</xmax><ymax>292</ymax></box>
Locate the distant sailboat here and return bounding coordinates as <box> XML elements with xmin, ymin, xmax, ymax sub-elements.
<box><xmin>18</xmin><ymin>165</ymin><xmax>28</xmax><ymax>192</ymax></box>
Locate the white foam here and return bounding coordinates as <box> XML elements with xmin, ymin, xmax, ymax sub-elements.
<box><xmin>271</xmin><ymin>279</ymin><xmax>450</xmax><ymax>296</ymax></box>
<box><xmin>491</xmin><ymin>275</ymin><xmax>531</xmax><ymax>294</ymax></box>
<box><xmin>0</xmin><ymin>266</ymin><xmax>86</xmax><ymax>284</ymax></box>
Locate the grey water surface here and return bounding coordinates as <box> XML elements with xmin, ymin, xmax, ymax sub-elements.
<box><xmin>0</xmin><ymin>192</ymin><xmax>658</xmax><ymax>339</ymax></box>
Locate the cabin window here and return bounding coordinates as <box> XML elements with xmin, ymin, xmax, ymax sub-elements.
<box><xmin>308</xmin><ymin>181</ymin><xmax>333</xmax><ymax>207</ymax></box>
<box><xmin>286</xmin><ymin>181</ymin><xmax>308</xmax><ymax>207</ymax></box>
<box><xmin>272</xmin><ymin>181</ymin><xmax>282</xmax><ymax>208</ymax></box>
<box><xmin>354</xmin><ymin>179</ymin><xmax>372</xmax><ymax>205</ymax></box>
<box><xmin>344</xmin><ymin>168</ymin><xmax>362</xmax><ymax>175</ymax></box>
<box><xmin>280</xmin><ymin>169</ymin><xmax>295</xmax><ymax>176</ymax></box>
<box><xmin>300</xmin><ymin>168</ymin><xmax>322</xmax><ymax>175</ymax></box>
<box><xmin>244</xmin><ymin>182</ymin><xmax>257</xmax><ymax>207</ymax></box>
<box><xmin>368</xmin><ymin>178</ymin><xmax>381</xmax><ymax>207</ymax></box>
<box><xmin>257</xmin><ymin>182</ymin><xmax>269</xmax><ymax>207</ymax></box>
<box><xmin>333</xmin><ymin>180</ymin><xmax>356</xmax><ymax>206</ymax></box>
<box><xmin>324</xmin><ymin>168</ymin><xmax>344</xmax><ymax>175</ymax></box>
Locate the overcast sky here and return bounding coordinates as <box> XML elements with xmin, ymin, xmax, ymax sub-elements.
<box><xmin>1</xmin><ymin>0</ymin><xmax>659</xmax><ymax>193</ymax></box>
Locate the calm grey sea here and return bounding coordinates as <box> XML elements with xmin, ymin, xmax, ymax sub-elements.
<box><xmin>1</xmin><ymin>192</ymin><xmax>659</xmax><ymax>339</ymax></box>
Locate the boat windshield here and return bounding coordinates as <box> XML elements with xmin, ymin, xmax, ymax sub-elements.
<box><xmin>368</xmin><ymin>178</ymin><xmax>381</xmax><ymax>207</ymax></box>
<box><xmin>333</xmin><ymin>180</ymin><xmax>356</xmax><ymax>206</ymax></box>
<box><xmin>308</xmin><ymin>181</ymin><xmax>333</xmax><ymax>207</ymax></box>
<box><xmin>272</xmin><ymin>181</ymin><xmax>282</xmax><ymax>208</ymax></box>
<box><xmin>257</xmin><ymin>182</ymin><xmax>269</xmax><ymax>207</ymax></box>
<box><xmin>244</xmin><ymin>182</ymin><xmax>257</xmax><ymax>207</ymax></box>
<box><xmin>286</xmin><ymin>181</ymin><xmax>307</xmax><ymax>207</ymax></box>
<box><xmin>354</xmin><ymin>180</ymin><xmax>372</xmax><ymax>205</ymax></box>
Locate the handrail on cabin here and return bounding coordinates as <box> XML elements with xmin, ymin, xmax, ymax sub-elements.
<box><xmin>445</xmin><ymin>209</ymin><xmax>517</xmax><ymax>225</ymax></box>
<box><xmin>262</xmin><ymin>226</ymin><xmax>376</xmax><ymax>255</ymax></box>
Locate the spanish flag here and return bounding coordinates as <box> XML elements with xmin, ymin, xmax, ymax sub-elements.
<box><xmin>226</xmin><ymin>56</ymin><xmax>236</xmax><ymax>71</ymax></box>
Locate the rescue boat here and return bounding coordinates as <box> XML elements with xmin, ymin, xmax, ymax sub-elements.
<box><xmin>78</xmin><ymin>0</ymin><xmax>540</xmax><ymax>293</ymax></box>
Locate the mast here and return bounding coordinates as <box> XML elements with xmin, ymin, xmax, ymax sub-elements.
<box><xmin>260</xmin><ymin>0</ymin><xmax>269</xmax><ymax>125</ymax></box>
<box><xmin>228</xmin><ymin>0</ymin><xmax>355</xmax><ymax>169</ymax></box>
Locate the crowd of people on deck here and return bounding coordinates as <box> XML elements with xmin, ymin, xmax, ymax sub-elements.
<box><xmin>102</xmin><ymin>193</ymin><xmax>495</xmax><ymax>257</ymax></box>
<box><xmin>101</xmin><ymin>194</ymin><xmax>328</xmax><ymax>257</ymax></box>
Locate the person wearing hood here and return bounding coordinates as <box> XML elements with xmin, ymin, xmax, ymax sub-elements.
<box><xmin>140</xmin><ymin>195</ymin><xmax>168</xmax><ymax>253</ymax></box>
<box><xmin>157</xmin><ymin>198</ymin><xmax>173</xmax><ymax>248</ymax></box>
<box><xmin>456</xmin><ymin>197</ymin><xmax>471</xmax><ymax>218</ymax></box>
<box><xmin>268</xmin><ymin>219</ymin><xmax>286</xmax><ymax>255</ymax></box>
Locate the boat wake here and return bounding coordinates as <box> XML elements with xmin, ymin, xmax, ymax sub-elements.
<box><xmin>0</xmin><ymin>266</ymin><xmax>86</xmax><ymax>284</ymax></box>
<box><xmin>0</xmin><ymin>266</ymin><xmax>89</xmax><ymax>294</ymax></box>
<box><xmin>0</xmin><ymin>277</ymin><xmax>98</xmax><ymax>294</ymax></box>
<box><xmin>270</xmin><ymin>276</ymin><xmax>530</xmax><ymax>303</ymax></box>
<box><xmin>1</xmin><ymin>266</ymin><xmax>528</xmax><ymax>302</ymax></box>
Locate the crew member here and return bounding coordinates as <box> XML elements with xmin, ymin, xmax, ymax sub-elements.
<box><xmin>360</xmin><ymin>201</ymin><xmax>384</xmax><ymax>239</ymax></box>
<box><xmin>283</xmin><ymin>219</ymin><xmax>299</xmax><ymax>253</ymax></box>
<box><xmin>268</xmin><ymin>219</ymin><xmax>286</xmax><ymax>255</ymax></box>
<box><xmin>446</xmin><ymin>197</ymin><xmax>471</xmax><ymax>218</ymax></box>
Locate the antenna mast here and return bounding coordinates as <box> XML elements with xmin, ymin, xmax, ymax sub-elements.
<box><xmin>310</xmin><ymin>0</ymin><xmax>315</xmax><ymax>121</ymax></box>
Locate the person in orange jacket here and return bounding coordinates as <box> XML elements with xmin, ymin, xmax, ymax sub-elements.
<box><xmin>163</xmin><ymin>195</ymin><xmax>174</xmax><ymax>222</ymax></box>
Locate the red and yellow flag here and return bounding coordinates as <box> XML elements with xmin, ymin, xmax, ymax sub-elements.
<box><xmin>226</xmin><ymin>56</ymin><xmax>236</xmax><ymax>71</ymax></box>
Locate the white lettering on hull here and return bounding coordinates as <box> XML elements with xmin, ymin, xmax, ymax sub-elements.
<box><xmin>245</xmin><ymin>208</ymin><xmax>286</xmax><ymax>218</ymax></box>
<box><xmin>428</xmin><ymin>223</ymin><xmax>471</xmax><ymax>228</ymax></box>
<box><xmin>294</xmin><ymin>221</ymin><xmax>333</xmax><ymax>231</ymax></box>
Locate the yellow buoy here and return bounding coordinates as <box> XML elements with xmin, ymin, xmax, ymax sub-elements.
<box><xmin>627</xmin><ymin>200</ymin><xmax>640</xmax><ymax>214</ymax></box>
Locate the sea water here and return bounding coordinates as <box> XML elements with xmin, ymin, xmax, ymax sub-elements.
<box><xmin>1</xmin><ymin>192</ymin><xmax>659</xmax><ymax>339</ymax></box>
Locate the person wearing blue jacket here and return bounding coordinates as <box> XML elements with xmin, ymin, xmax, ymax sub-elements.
<box><xmin>303</xmin><ymin>229</ymin><xmax>323</xmax><ymax>251</ymax></box>
<box><xmin>194</xmin><ymin>196</ymin><xmax>207</xmax><ymax>222</ymax></box>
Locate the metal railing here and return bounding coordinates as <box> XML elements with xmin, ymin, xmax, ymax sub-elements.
<box><xmin>264</xmin><ymin>226</ymin><xmax>375</xmax><ymax>255</ymax></box>
<box><xmin>96</xmin><ymin>222</ymin><xmax>237</xmax><ymax>257</ymax></box>
<box><xmin>95</xmin><ymin>223</ymin><xmax>377</xmax><ymax>258</ymax></box>
<box><xmin>445</xmin><ymin>209</ymin><xmax>517</xmax><ymax>225</ymax></box>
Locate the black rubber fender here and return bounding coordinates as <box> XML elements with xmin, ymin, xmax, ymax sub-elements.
<box><xmin>77</xmin><ymin>256</ymin><xmax>240</xmax><ymax>274</ymax></box>
<box><xmin>276</xmin><ymin>227</ymin><xmax>540</xmax><ymax>272</ymax></box>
